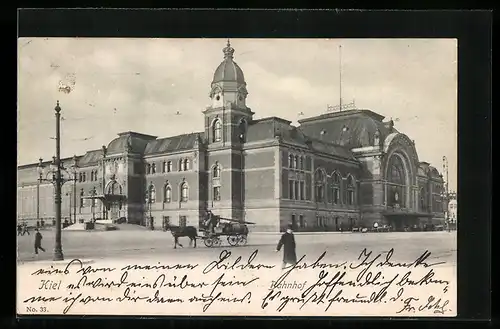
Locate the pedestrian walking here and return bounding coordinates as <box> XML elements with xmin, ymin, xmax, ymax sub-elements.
<box><xmin>23</xmin><ymin>222</ymin><xmax>30</xmax><ymax>236</ymax></box>
<box><xmin>34</xmin><ymin>229</ymin><xmax>46</xmax><ymax>255</ymax></box>
<box><xmin>17</xmin><ymin>224</ymin><xmax>22</xmax><ymax>236</ymax></box>
<box><xmin>276</xmin><ymin>224</ymin><xmax>297</xmax><ymax>270</ymax></box>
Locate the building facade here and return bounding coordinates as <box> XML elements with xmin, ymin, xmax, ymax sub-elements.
<box><xmin>17</xmin><ymin>41</ymin><xmax>446</xmax><ymax>232</ymax></box>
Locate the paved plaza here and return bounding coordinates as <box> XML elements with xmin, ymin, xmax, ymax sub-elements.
<box><xmin>16</xmin><ymin>225</ymin><xmax>457</xmax><ymax>267</ymax></box>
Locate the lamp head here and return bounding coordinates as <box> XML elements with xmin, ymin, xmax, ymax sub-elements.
<box><xmin>37</xmin><ymin>158</ymin><xmax>44</xmax><ymax>176</ymax></box>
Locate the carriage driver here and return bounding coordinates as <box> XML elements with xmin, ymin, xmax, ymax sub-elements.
<box><xmin>204</xmin><ymin>210</ymin><xmax>219</xmax><ymax>234</ymax></box>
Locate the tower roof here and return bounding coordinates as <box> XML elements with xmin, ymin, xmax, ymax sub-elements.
<box><xmin>212</xmin><ymin>40</ymin><xmax>246</xmax><ymax>85</ymax></box>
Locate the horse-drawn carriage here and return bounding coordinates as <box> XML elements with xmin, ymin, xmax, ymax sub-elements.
<box><xmin>199</xmin><ymin>212</ymin><xmax>255</xmax><ymax>248</ymax></box>
<box><xmin>164</xmin><ymin>211</ymin><xmax>255</xmax><ymax>249</ymax></box>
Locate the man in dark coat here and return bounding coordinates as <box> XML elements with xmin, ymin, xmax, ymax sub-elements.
<box><xmin>276</xmin><ymin>224</ymin><xmax>297</xmax><ymax>270</ymax></box>
<box><xmin>34</xmin><ymin>229</ymin><xmax>46</xmax><ymax>255</ymax></box>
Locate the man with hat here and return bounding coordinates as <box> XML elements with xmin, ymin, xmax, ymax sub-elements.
<box><xmin>276</xmin><ymin>223</ymin><xmax>297</xmax><ymax>270</ymax></box>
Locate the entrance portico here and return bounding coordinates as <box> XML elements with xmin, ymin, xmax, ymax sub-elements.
<box><xmin>83</xmin><ymin>194</ymin><xmax>127</xmax><ymax>222</ymax></box>
<box><xmin>383</xmin><ymin>210</ymin><xmax>433</xmax><ymax>231</ymax></box>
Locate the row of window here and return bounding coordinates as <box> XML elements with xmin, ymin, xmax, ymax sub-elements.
<box><xmin>146</xmin><ymin>182</ymin><xmax>190</xmax><ymax>203</ymax></box>
<box><xmin>211</xmin><ymin>118</ymin><xmax>247</xmax><ymax>143</ymax></box>
<box><xmin>146</xmin><ymin>158</ymin><xmax>191</xmax><ymax>175</ymax></box>
<box><xmin>288</xmin><ymin>154</ymin><xmax>305</xmax><ymax>170</ymax></box>
<box><xmin>314</xmin><ymin>170</ymin><xmax>356</xmax><ymax>205</ymax></box>
<box><xmin>290</xmin><ymin>214</ymin><xmax>358</xmax><ymax>230</ymax></box>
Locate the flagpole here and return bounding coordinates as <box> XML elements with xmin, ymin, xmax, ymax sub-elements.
<box><xmin>339</xmin><ymin>44</ymin><xmax>343</xmax><ymax>111</ymax></box>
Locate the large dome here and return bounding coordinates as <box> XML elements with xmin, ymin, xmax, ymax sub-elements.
<box><xmin>211</xmin><ymin>40</ymin><xmax>246</xmax><ymax>85</ymax></box>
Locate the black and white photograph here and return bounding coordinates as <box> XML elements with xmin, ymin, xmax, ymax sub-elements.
<box><xmin>17</xmin><ymin>37</ymin><xmax>458</xmax><ymax>317</ymax></box>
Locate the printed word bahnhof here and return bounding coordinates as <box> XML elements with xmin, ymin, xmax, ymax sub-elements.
<box><xmin>17</xmin><ymin>42</ymin><xmax>446</xmax><ymax>232</ymax></box>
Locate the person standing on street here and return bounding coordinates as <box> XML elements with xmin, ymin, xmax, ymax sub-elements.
<box><xmin>34</xmin><ymin>229</ymin><xmax>46</xmax><ymax>255</ymax></box>
<box><xmin>23</xmin><ymin>222</ymin><xmax>30</xmax><ymax>236</ymax></box>
<box><xmin>276</xmin><ymin>224</ymin><xmax>297</xmax><ymax>270</ymax></box>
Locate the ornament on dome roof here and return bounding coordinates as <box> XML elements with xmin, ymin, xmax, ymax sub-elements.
<box><xmin>223</xmin><ymin>39</ymin><xmax>235</xmax><ymax>59</ymax></box>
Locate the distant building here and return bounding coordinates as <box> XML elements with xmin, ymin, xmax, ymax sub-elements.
<box><xmin>17</xmin><ymin>41</ymin><xmax>446</xmax><ymax>232</ymax></box>
<box><xmin>447</xmin><ymin>192</ymin><xmax>457</xmax><ymax>224</ymax></box>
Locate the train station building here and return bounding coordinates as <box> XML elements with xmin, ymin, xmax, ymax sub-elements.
<box><xmin>17</xmin><ymin>41</ymin><xmax>446</xmax><ymax>232</ymax></box>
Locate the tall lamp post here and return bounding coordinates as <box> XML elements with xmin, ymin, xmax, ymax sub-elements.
<box><xmin>90</xmin><ymin>186</ymin><xmax>97</xmax><ymax>222</ymax></box>
<box><xmin>442</xmin><ymin>156</ymin><xmax>450</xmax><ymax>232</ymax></box>
<box><xmin>36</xmin><ymin>101</ymin><xmax>77</xmax><ymax>261</ymax></box>
<box><xmin>145</xmin><ymin>182</ymin><xmax>154</xmax><ymax>230</ymax></box>
<box><xmin>70</xmin><ymin>155</ymin><xmax>78</xmax><ymax>224</ymax></box>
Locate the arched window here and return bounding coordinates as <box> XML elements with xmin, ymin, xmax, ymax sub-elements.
<box><xmin>146</xmin><ymin>164</ymin><xmax>151</xmax><ymax>175</ymax></box>
<box><xmin>213</xmin><ymin>164</ymin><xmax>221</xmax><ymax>178</ymax></box>
<box><xmin>167</xmin><ymin>161</ymin><xmax>172</xmax><ymax>172</ymax></box>
<box><xmin>82</xmin><ymin>172</ymin><xmax>86</xmax><ymax>182</ymax></box>
<box><xmin>178</xmin><ymin>159</ymin><xmax>183</xmax><ymax>171</ymax></box>
<box><xmin>212</xmin><ymin>164</ymin><xmax>222</xmax><ymax>201</ymax></box>
<box><xmin>213</xmin><ymin>119</ymin><xmax>222</xmax><ymax>142</ymax></box>
<box><xmin>183</xmin><ymin>159</ymin><xmax>190</xmax><ymax>171</ymax></box>
<box><xmin>314</xmin><ymin>169</ymin><xmax>326</xmax><ymax>203</ymax></box>
<box><xmin>149</xmin><ymin>185</ymin><xmax>156</xmax><ymax>203</ymax></box>
<box><xmin>387</xmin><ymin>154</ymin><xmax>407</xmax><ymax>207</ymax></box>
<box><xmin>294</xmin><ymin>156</ymin><xmax>299</xmax><ymax>170</ymax></box>
<box><xmin>346</xmin><ymin>175</ymin><xmax>355</xmax><ymax>205</ymax></box>
<box><xmin>108</xmin><ymin>181</ymin><xmax>122</xmax><ymax>195</ymax></box>
<box><xmin>164</xmin><ymin>185</ymin><xmax>172</xmax><ymax>203</ymax></box>
<box><xmin>299</xmin><ymin>156</ymin><xmax>304</xmax><ymax>170</ymax></box>
<box><xmin>180</xmin><ymin>183</ymin><xmax>189</xmax><ymax>202</ymax></box>
<box><xmin>420</xmin><ymin>187</ymin><xmax>427</xmax><ymax>211</ymax></box>
<box><xmin>151</xmin><ymin>163</ymin><xmax>156</xmax><ymax>174</ymax></box>
<box><xmin>331</xmin><ymin>172</ymin><xmax>341</xmax><ymax>204</ymax></box>
<box><xmin>288</xmin><ymin>154</ymin><xmax>294</xmax><ymax>168</ymax></box>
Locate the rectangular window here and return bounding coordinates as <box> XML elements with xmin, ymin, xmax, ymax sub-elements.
<box><xmin>162</xmin><ymin>216</ymin><xmax>170</xmax><ymax>230</ymax></box>
<box><xmin>167</xmin><ymin>161</ymin><xmax>172</xmax><ymax>173</ymax></box>
<box><xmin>300</xmin><ymin>181</ymin><xmax>305</xmax><ymax>200</ymax></box>
<box><xmin>294</xmin><ymin>181</ymin><xmax>299</xmax><ymax>201</ymax></box>
<box><xmin>291</xmin><ymin>214</ymin><xmax>296</xmax><ymax>229</ymax></box>
<box><xmin>299</xmin><ymin>215</ymin><xmax>304</xmax><ymax>228</ymax></box>
<box><xmin>288</xmin><ymin>180</ymin><xmax>294</xmax><ymax>199</ymax></box>
<box><xmin>162</xmin><ymin>161</ymin><xmax>167</xmax><ymax>173</ymax></box>
<box><xmin>213</xmin><ymin>186</ymin><xmax>221</xmax><ymax>201</ymax></box>
<box><xmin>179</xmin><ymin>216</ymin><xmax>187</xmax><ymax>227</ymax></box>
<box><xmin>333</xmin><ymin>188</ymin><xmax>340</xmax><ymax>204</ymax></box>
<box><xmin>151</xmin><ymin>163</ymin><xmax>156</xmax><ymax>174</ymax></box>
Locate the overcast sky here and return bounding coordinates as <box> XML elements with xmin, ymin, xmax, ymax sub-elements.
<box><xmin>18</xmin><ymin>38</ymin><xmax>457</xmax><ymax>190</ymax></box>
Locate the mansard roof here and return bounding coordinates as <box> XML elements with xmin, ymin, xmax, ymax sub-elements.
<box><xmin>298</xmin><ymin>109</ymin><xmax>398</xmax><ymax>149</ymax></box>
<box><xmin>144</xmin><ymin>132</ymin><xmax>202</xmax><ymax>155</ymax></box>
<box><xmin>245</xmin><ymin>116</ymin><xmax>355</xmax><ymax>160</ymax></box>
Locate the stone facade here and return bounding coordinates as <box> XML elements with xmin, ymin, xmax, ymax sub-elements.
<box><xmin>17</xmin><ymin>41</ymin><xmax>446</xmax><ymax>232</ymax></box>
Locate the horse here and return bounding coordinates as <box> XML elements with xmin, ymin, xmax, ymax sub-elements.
<box><xmin>164</xmin><ymin>224</ymin><xmax>198</xmax><ymax>249</ymax></box>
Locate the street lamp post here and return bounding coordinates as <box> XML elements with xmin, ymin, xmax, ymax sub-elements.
<box><xmin>146</xmin><ymin>182</ymin><xmax>154</xmax><ymax>230</ymax></box>
<box><xmin>36</xmin><ymin>101</ymin><xmax>78</xmax><ymax>261</ymax></box>
<box><xmin>68</xmin><ymin>155</ymin><xmax>79</xmax><ymax>224</ymax></box>
<box><xmin>442</xmin><ymin>156</ymin><xmax>450</xmax><ymax>232</ymax></box>
<box><xmin>91</xmin><ymin>186</ymin><xmax>97</xmax><ymax>222</ymax></box>
<box><xmin>66</xmin><ymin>192</ymin><xmax>72</xmax><ymax>223</ymax></box>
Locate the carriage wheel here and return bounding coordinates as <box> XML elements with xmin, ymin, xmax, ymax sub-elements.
<box><xmin>204</xmin><ymin>237</ymin><xmax>214</xmax><ymax>248</ymax></box>
<box><xmin>227</xmin><ymin>235</ymin><xmax>239</xmax><ymax>246</ymax></box>
<box><xmin>239</xmin><ymin>235</ymin><xmax>248</xmax><ymax>245</ymax></box>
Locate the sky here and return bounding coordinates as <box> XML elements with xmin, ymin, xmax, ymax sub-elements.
<box><xmin>17</xmin><ymin>38</ymin><xmax>457</xmax><ymax>191</ymax></box>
